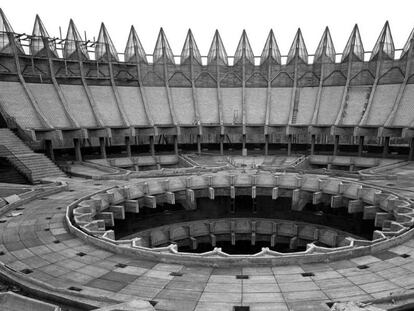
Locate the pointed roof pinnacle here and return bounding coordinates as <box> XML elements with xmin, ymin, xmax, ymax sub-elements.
<box><xmin>286</xmin><ymin>28</ymin><xmax>308</xmax><ymax>64</ymax></box>
<box><xmin>64</xmin><ymin>19</ymin><xmax>89</xmax><ymax>59</ymax></box>
<box><xmin>124</xmin><ymin>25</ymin><xmax>147</xmax><ymax>63</ymax></box>
<box><xmin>314</xmin><ymin>26</ymin><xmax>336</xmax><ymax>63</ymax></box>
<box><xmin>260</xmin><ymin>29</ymin><xmax>281</xmax><ymax>65</ymax></box>
<box><xmin>153</xmin><ymin>27</ymin><xmax>175</xmax><ymax>64</ymax></box>
<box><xmin>95</xmin><ymin>22</ymin><xmax>119</xmax><ymax>61</ymax></box>
<box><xmin>207</xmin><ymin>30</ymin><xmax>228</xmax><ymax>65</ymax></box>
<box><xmin>234</xmin><ymin>29</ymin><xmax>254</xmax><ymax>65</ymax></box>
<box><xmin>342</xmin><ymin>24</ymin><xmax>364</xmax><ymax>62</ymax></box>
<box><xmin>180</xmin><ymin>28</ymin><xmax>202</xmax><ymax>64</ymax></box>
<box><xmin>370</xmin><ymin>21</ymin><xmax>395</xmax><ymax>61</ymax></box>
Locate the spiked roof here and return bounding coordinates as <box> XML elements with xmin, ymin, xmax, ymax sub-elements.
<box><xmin>401</xmin><ymin>27</ymin><xmax>414</xmax><ymax>60</ymax></box>
<box><xmin>95</xmin><ymin>23</ymin><xmax>119</xmax><ymax>61</ymax></box>
<box><xmin>286</xmin><ymin>29</ymin><xmax>308</xmax><ymax>64</ymax></box>
<box><xmin>153</xmin><ymin>28</ymin><xmax>175</xmax><ymax>64</ymax></box>
<box><xmin>180</xmin><ymin>29</ymin><xmax>202</xmax><ymax>64</ymax></box>
<box><xmin>260</xmin><ymin>29</ymin><xmax>281</xmax><ymax>65</ymax></box>
<box><xmin>124</xmin><ymin>26</ymin><xmax>147</xmax><ymax>63</ymax></box>
<box><xmin>370</xmin><ymin>21</ymin><xmax>395</xmax><ymax>61</ymax></box>
<box><xmin>207</xmin><ymin>30</ymin><xmax>228</xmax><ymax>66</ymax></box>
<box><xmin>64</xmin><ymin>19</ymin><xmax>89</xmax><ymax>60</ymax></box>
<box><xmin>30</xmin><ymin>15</ymin><xmax>58</xmax><ymax>57</ymax></box>
<box><xmin>314</xmin><ymin>27</ymin><xmax>336</xmax><ymax>63</ymax></box>
<box><xmin>0</xmin><ymin>9</ymin><xmax>24</xmax><ymax>54</ymax></box>
<box><xmin>234</xmin><ymin>30</ymin><xmax>254</xmax><ymax>65</ymax></box>
<box><xmin>342</xmin><ymin>25</ymin><xmax>364</xmax><ymax>62</ymax></box>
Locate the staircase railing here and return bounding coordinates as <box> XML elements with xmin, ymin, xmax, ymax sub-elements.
<box><xmin>0</xmin><ymin>145</ymin><xmax>33</xmax><ymax>183</ymax></box>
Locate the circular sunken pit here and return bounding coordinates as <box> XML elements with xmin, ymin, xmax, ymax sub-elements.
<box><xmin>67</xmin><ymin>171</ymin><xmax>414</xmax><ymax>266</ymax></box>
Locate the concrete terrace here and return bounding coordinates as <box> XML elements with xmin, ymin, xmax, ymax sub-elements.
<box><xmin>0</xmin><ymin>173</ymin><xmax>414</xmax><ymax>311</ymax></box>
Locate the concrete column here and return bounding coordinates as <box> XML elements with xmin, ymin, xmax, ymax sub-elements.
<box><xmin>264</xmin><ymin>135</ymin><xmax>269</xmax><ymax>156</ymax></box>
<box><xmin>242</xmin><ymin>134</ymin><xmax>246</xmax><ymax>154</ymax></box>
<box><xmin>99</xmin><ymin>137</ymin><xmax>107</xmax><ymax>159</ymax></box>
<box><xmin>358</xmin><ymin>136</ymin><xmax>364</xmax><ymax>157</ymax></box>
<box><xmin>74</xmin><ymin>138</ymin><xmax>82</xmax><ymax>162</ymax></box>
<box><xmin>125</xmin><ymin>136</ymin><xmax>132</xmax><ymax>158</ymax></box>
<box><xmin>287</xmin><ymin>134</ymin><xmax>292</xmax><ymax>156</ymax></box>
<box><xmin>45</xmin><ymin>140</ymin><xmax>55</xmax><ymax>162</ymax></box>
<box><xmin>149</xmin><ymin>136</ymin><xmax>155</xmax><ymax>156</ymax></box>
<box><xmin>409</xmin><ymin>137</ymin><xmax>414</xmax><ymax>161</ymax></box>
<box><xmin>310</xmin><ymin>135</ymin><xmax>316</xmax><ymax>155</ymax></box>
<box><xmin>220</xmin><ymin>135</ymin><xmax>224</xmax><ymax>155</ymax></box>
<box><xmin>383</xmin><ymin>136</ymin><xmax>390</xmax><ymax>158</ymax></box>
<box><xmin>333</xmin><ymin>135</ymin><xmax>339</xmax><ymax>156</ymax></box>
<box><xmin>174</xmin><ymin>135</ymin><xmax>179</xmax><ymax>155</ymax></box>
<box><xmin>197</xmin><ymin>135</ymin><xmax>201</xmax><ymax>154</ymax></box>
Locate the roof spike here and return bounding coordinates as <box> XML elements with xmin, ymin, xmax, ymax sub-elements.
<box><xmin>286</xmin><ymin>28</ymin><xmax>308</xmax><ymax>64</ymax></box>
<box><xmin>153</xmin><ymin>27</ymin><xmax>175</xmax><ymax>64</ymax></box>
<box><xmin>64</xmin><ymin>19</ymin><xmax>89</xmax><ymax>60</ymax></box>
<box><xmin>400</xmin><ymin>27</ymin><xmax>414</xmax><ymax>60</ymax></box>
<box><xmin>260</xmin><ymin>29</ymin><xmax>281</xmax><ymax>65</ymax></box>
<box><xmin>0</xmin><ymin>8</ymin><xmax>24</xmax><ymax>54</ymax></box>
<box><xmin>124</xmin><ymin>25</ymin><xmax>147</xmax><ymax>63</ymax></box>
<box><xmin>341</xmin><ymin>24</ymin><xmax>364</xmax><ymax>62</ymax></box>
<box><xmin>30</xmin><ymin>14</ymin><xmax>58</xmax><ymax>57</ymax></box>
<box><xmin>314</xmin><ymin>26</ymin><xmax>336</xmax><ymax>63</ymax></box>
<box><xmin>234</xmin><ymin>29</ymin><xmax>254</xmax><ymax>65</ymax></box>
<box><xmin>207</xmin><ymin>30</ymin><xmax>228</xmax><ymax>65</ymax></box>
<box><xmin>180</xmin><ymin>28</ymin><xmax>202</xmax><ymax>64</ymax></box>
<box><xmin>370</xmin><ymin>21</ymin><xmax>395</xmax><ymax>61</ymax></box>
<box><xmin>95</xmin><ymin>22</ymin><xmax>119</xmax><ymax>61</ymax></box>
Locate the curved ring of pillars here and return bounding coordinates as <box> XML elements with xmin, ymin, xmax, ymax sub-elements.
<box><xmin>68</xmin><ymin>172</ymin><xmax>414</xmax><ymax>266</ymax></box>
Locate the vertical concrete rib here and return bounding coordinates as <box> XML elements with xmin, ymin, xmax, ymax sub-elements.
<box><xmin>8</xmin><ymin>34</ymin><xmax>52</xmax><ymax>129</ymax></box>
<box><xmin>384</xmin><ymin>37</ymin><xmax>414</xmax><ymax>128</ymax></box>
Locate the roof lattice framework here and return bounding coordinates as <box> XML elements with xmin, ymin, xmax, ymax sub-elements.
<box><xmin>342</xmin><ymin>25</ymin><xmax>364</xmax><ymax>62</ymax></box>
<box><xmin>260</xmin><ymin>29</ymin><xmax>281</xmax><ymax>65</ymax></box>
<box><xmin>0</xmin><ymin>9</ymin><xmax>24</xmax><ymax>54</ymax></box>
<box><xmin>124</xmin><ymin>26</ymin><xmax>147</xmax><ymax>63</ymax></box>
<box><xmin>64</xmin><ymin>19</ymin><xmax>89</xmax><ymax>60</ymax></box>
<box><xmin>95</xmin><ymin>23</ymin><xmax>119</xmax><ymax>62</ymax></box>
<box><xmin>314</xmin><ymin>27</ymin><xmax>336</xmax><ymax>63</ymax></box>
<box><xmin>234</xmin><ymin>30</ymin><xmax>255</xmax><ymax>65</ymax></box>
<box><xmin>286</xmin><ymin>29</ymin><xmax>308</xmax><ymax>64</ymax></box>
<box><xmin>370</xmin><ymin>21</ymin><xmax>395</xmax><ymax>61</ymax></box>
<box><xmin>181</xmin><ymin>29</ymin><xmax>202</xmax><ymax>65</ymax></box>
<box><xmin>30</xmin><ymin>15</ymin><xmax>58</xmax><ymax>57</ymax></box>
<box><xmin>207</xmin><ymin>30</ymin><xmax>228</xmax><ymax>65</ymax></box>
<box><xmin>153</xmin><ymin>28</ymin><xmax>175</xmax><ymax>64</ymax></box>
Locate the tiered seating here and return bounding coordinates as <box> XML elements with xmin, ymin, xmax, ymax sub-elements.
<box><xmin>221</xmin><ymin>88</ymin><xmax>242</xmax><ymax>124</ymax></box>
<box><xmin>89</xmin><ymin>86</ymin><xmax>123</xmax><ymax>126</ymax></box>
<box><xmin>295</xmin><ymin>87</ymin><xmax>318</xmax><ymax>124</ymax></box>
<box><xmin>60</xmin><ymin>84</ymin><xmax>98</xmax><ymax>127</ymax></box>
<box><xmin>317</xmin><ymin>86</ymin><xmax>343</xmax><ymax>125</ymax></box>
<box><xmin>197</xmin><ymin>88</ymin><xmax>219</xmax><ymax>124</ymax></box>
<box><xmin>393</xmin><ymin>84</ymin><xmax>414</xmax><ymax>127</ymax></box>
<box><xmin>171</xmin><ymin>88</ymin><xmax>195</xmax><ymax>124</ymax></box>
<box><xmin>144</xmin><ymin>87</ymin><xmax>173</xmax><ymax>124</ymax></box>
<box><xmin>27</xmin><ymin>83</ymin><xmax>72</xmax><ymax>128</ymax></box>
<box><xmin>117</xmin><ymin>86</ymin><xmax>150</xmax><ymax>126</ymax></box>
<box><xmin>269</xmin><ymin>88</ymin><xmax>291</xmax><ymax>124</ymax></box>
<box><xmin>246</xmin><ymin>88</ymin><xmax>266</xmax><ymax>124</ymax></box>
<box><xmin>0</xmin><ymin>81</ymin><xmax>43</xmax><ymax>128</ymax></box>
<box><xmin>0</xmin><ymin>129</ymin><xmax>65</xmax><ymax>182</ymax></box>
<box><xmin>341</xmin><ymin>86</ymin><xmax>370</xmax><ymax>125</ymax></box>
<box><xmin>366</xmin><ymin>84</ymin><xmax>399</xmax><ymax>125</ymax></box>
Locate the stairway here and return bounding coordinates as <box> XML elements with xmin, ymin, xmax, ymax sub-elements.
<box><xmin>0</xmin><ymin>129</ymin><xmax>65</xmax><ymax>183</ymax></box>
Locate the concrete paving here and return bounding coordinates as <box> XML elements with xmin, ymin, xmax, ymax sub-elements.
<box><xmin>0</xmin><ymin>174</ymin><xmax>414</xmax><ymax>310</ymax></box>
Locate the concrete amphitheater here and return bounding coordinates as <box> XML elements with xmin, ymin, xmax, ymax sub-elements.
<box><xmin>0</xmin><ymin>7</ymin><xmax>414</xmax><ymax>311</ymax></box>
